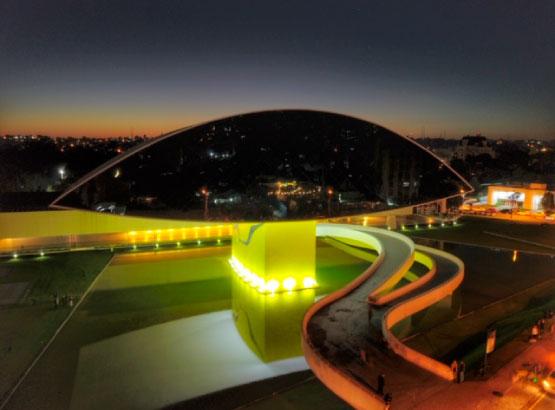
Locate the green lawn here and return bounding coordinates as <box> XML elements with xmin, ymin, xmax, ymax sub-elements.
<box><xmin>406</xmin><ymin>282</ymin><xmax>555</xmax><ymax>374</ymax></box>
<box><xmin>0</xmin><ymin>251</ymin><xmax>112</xmax><ymax>303</ymax></box>
<box><xmin>403</xmin><ymin>241</ymin><xmax>555</xmax><ymax>375</ymax></box>
<box><xmin>0</xmin><ymin>251</ymin><xmax>112</xmax><ymax>402</ymax></box>
<box><xmin>404</xmin><ymin>216</ymin><xmax>555</xmax><ymax>254</ymax></box>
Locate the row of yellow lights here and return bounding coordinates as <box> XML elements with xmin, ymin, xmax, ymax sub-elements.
<box><xmin>11</xmin><ymin>249</ymin><xmax>47</xmax><ymax>259</ymax></box>
<box><xmin>357</xmin><ymin>216</ymin><xmax>459</xmax><ymax>229</ymax></box>
<box><xmin>132</xmin><ymin>238</ymin><xmax>218</xmax><ymax>250</ymax></box>
<box><xmin>400</xmin><ymin>221</ymin><xmax>457</xmax><ymax>230</ymax></box>
<box><xmin>127</xmin><ymin>225</ymin><xmax>232</xmax><ymax>243</ymax></box>
<box><xmin>228</xmin><ymin>256</ymin><xmax>317</xmax><ymax>294</ymax></box>
<box><xmin>10</xmin><ymin>238</ymin><xmax>222</xmax><ymax>260</ymax></box>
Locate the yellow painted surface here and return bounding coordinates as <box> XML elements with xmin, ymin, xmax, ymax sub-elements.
<box><xmin>231</xmin><ymin>220</ymin><xmax>316</xmax><ymax>291</ymax></box>
<box><xmin>414</xmin><ymin>251</ymin><xmax>435</xmax><ymax>270</ymax></box>
<box><xmin>232</xmin><ymin>276</ymin><xmax>315</xmax><ymax>362</ymax></box>
<box><xmin>321</xmin><ymin>236</ymin><xmax>378</xmax><ymax>264</ymax></box>
<box><xmin>0</xmin><ymin>210</ymin><xmax>227</xmax><ymax>240</ymax></box>
<box><xmin>96</xmin><ymin>248</ymin><xmax>231</xmax><ymax>291</ymax></box>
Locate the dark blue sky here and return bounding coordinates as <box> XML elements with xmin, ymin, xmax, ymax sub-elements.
<box><xmin>1</xmin><ymin>0</ymin><xmax>554</xmax><ymax>138</ymax></box>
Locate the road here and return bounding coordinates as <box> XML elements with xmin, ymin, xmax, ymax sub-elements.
<box><xmin>531</xmin><ymin>393</ymin><xmax>553</xmax><ymax>410</ymax></box>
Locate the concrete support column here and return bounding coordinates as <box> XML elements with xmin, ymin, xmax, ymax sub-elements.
<box><xmin>439</xmin><ymin>198</ymin><xmax>447</xmax><ymax>214</ymax></box>
<box><xmin>386</xmin><ymin>215</ymin><xmax>397</xmax><ymax>230</ymax></box>
<box><xmin>231</xmin><ymin>220</ymin><xmax>317</xmax><ymax>292</ymax></box>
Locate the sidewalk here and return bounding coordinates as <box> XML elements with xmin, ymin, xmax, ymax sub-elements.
<box><xmin>411</xmin><ymin>334</ymin><xmax>555</xmax><ymax>410</ymax></box>
<box><xmin>244</xmin><ymin>333</ymin><xmax>554</xmax><ymax>409</ymax></box>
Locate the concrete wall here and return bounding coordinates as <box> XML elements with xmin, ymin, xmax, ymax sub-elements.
<box><xmin>381</xmin><ymin>245</ymin><xmax>464</xmax><ymax>381</ymax></box>
<box><xmin>303</xmin><ymin>225</ymin><xmax>465</xmax><ymax>407</ymax></box>
<box><xmin>0</xmin><ymin>210</ymin><xmax>232</xmax><ymax>254</ymax></box>
<box><xmin>370</xmin><ymin>251</ymin><xmax>436</xmax><ymax>306</ymax></box>
<box><xmin>0</xmin><ymin>210</ymin><xmax>222</xmax><ymax>239</ymax></box>
<box><xmin>231</xmin><ymin>221</ymin><xmax>316</xmax><ymax>286</ymax></box>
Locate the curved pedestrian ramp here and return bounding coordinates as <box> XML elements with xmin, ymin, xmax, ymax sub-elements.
<box><xmin>302</xmin><ymin>224</ymin><xmax>464</xmax><ymax>409</ymax></box>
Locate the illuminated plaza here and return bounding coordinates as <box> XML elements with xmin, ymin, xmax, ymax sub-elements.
<box><xmin>3</xmin><ymin>1</ymin><xmax>555</xmax><ymax>408</ymax></box>
<box><xmin>2</xmin><ymin>109</ymin><xmax>554</xmax><ymax>410</ymax></box>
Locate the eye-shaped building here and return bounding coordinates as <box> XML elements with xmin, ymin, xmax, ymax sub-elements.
<box><xmin>44</xmin><ymin>111</ymin><xmax>472</xmax><ymax>402</ymax></box>
<box><xmin>51</xmin><ymin>109</ymin><xmax>470</xmax><ymax>221</ymax></box>
<box><xmin>50</xmin><ymin>109</ymin><xmax>471</xmax><ymax>295</ymax></box>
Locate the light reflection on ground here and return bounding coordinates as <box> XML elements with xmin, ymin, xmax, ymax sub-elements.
<box><xmin>55</xmin><ymin>242</ymin><xmax>365</xmax><ymax>410</ymax></box>
<box><xmin>70</xmin><ymin>310</ymin><xmax>307</xmax><ymax>410</ymax></box>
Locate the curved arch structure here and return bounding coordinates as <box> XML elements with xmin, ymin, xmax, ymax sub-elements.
<box><xmin>51</xmin><ymin>109</ymin><xmax>471</xmax><ymax>222</ymax></box>
<box><xmin>303</xmin><ymin>224</ymin><xmax>464</xmax><ymax>409</ymax></box>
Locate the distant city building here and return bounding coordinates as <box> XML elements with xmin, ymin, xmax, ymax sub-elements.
<box><xmin>487</xmin><ymin>182</ymin><xmax>552</xmax><ymax>211</ymax></box>
<box><xmin>452</xmin><ymin>136</ymin><xmax>496</xmax><ymax>161</ymax></box>
<box><xmin>526</xmin><ymin>139</ymin><xmax>550</xmax><ymax>155</ymax></box>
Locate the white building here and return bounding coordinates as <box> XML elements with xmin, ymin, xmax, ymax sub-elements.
<box><xmin>452</xmin><ymin>136</ymin><xmax>496</xmax><ymax>161</ymax></box>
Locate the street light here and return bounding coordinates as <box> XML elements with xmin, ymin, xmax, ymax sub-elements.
<box><xmin>200</xmin><ymin>187</ymin><xmax>209</xmax><ymax>219</ymax></box>
<box><xmin>58</xmin><ymin>167</ymin><xmax>66</xmax><ymax>180</ymax></box>
<box><xmin>327</xmin><ymin>186</ymin><xmax>334</xmax><ymax>217</ymax></box>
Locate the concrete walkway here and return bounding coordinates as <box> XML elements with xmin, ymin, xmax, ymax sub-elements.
<box><xmin>246</xmin><ymin>335</ymin><xmax>555</xmax><ymax>410</ymax></box>
<box><xmin>410</xmin><ymin>334</ymin><xmax>555</xmax><ymax>410</ymax></box>
<box><xmin>305</xmin><ymin>225</ymin><xmax>464</xmax><ymax>409</ymax></box>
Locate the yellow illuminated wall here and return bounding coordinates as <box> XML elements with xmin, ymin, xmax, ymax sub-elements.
<box><xmin>0</xmin><ymin>210</ymin><xmax>232</xmax><ymax>253</ymax></box>
<box><xmin>232</xmin><ymin>275</ymin><xmax>315</xmax><ymax>362</ymax></box>
<box><xmin>0</xmin><ymin>210</ymin><xmax>228</xmax><ymax>239</ymax></box>
<box><xmin>231</xmin><ymin>220</ymin><xmax>316</xmax><ymax>293</ymax></box>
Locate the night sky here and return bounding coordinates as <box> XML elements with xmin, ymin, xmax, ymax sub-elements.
<box><xmin>1</xmin><ymin>0</ymin><xmax>554</xmax><ymax>139</ymax></box>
